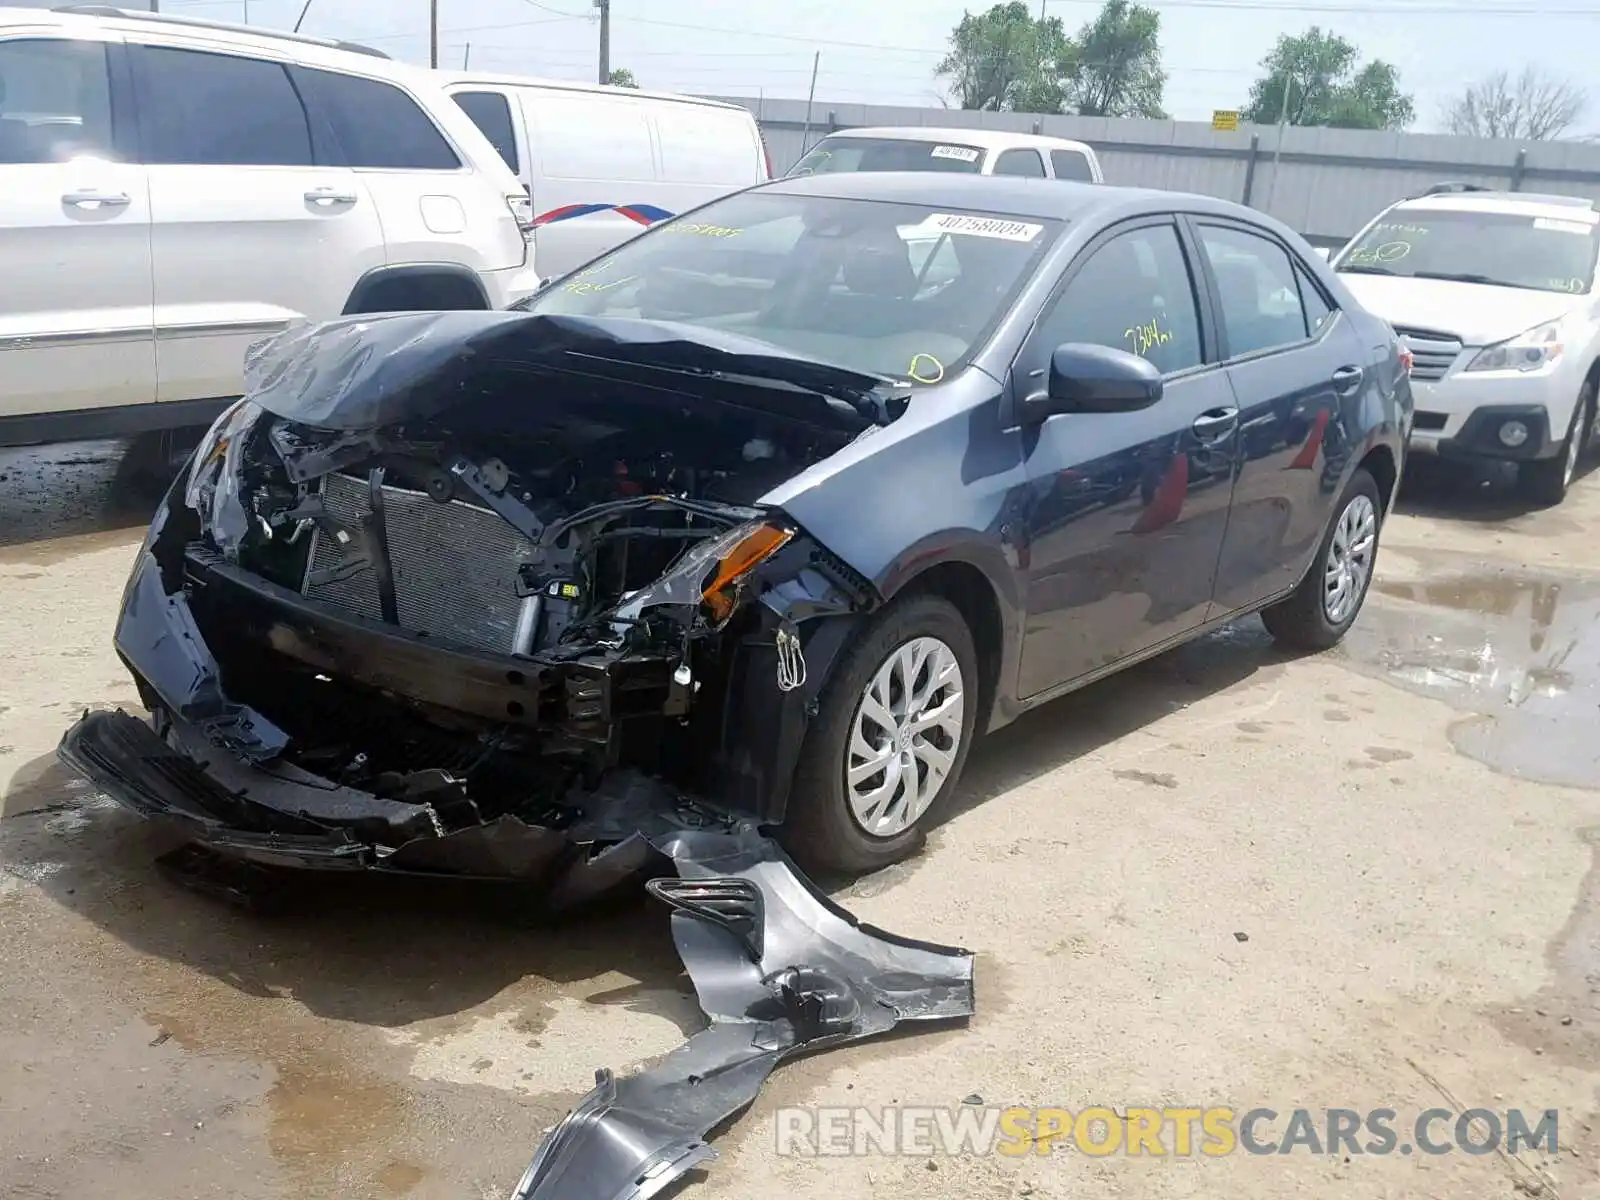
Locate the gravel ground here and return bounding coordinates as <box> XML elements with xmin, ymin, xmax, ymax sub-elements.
<box><xmin>2</xmin><ymin>441</ymin><xmax>1598</xmax><ymax>1200</ymax></box>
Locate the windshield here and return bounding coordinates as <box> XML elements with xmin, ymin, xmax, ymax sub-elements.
<box><xmin>520</xmin><ymin>190</ymin><xmax>1062</xmax><ymax>383</ymax></box>
<box><xmin>789</xmin><ymin>137</ymin><xmax>985</xmax><ymax>176</ymax></box>
<box><xmin>1336</xmin><ymin>207</ymin><xmax>1600</xmax><ymax>295</ymax></box>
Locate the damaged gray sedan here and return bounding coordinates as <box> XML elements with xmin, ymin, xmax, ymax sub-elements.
<box><xmin>60</xmin><ymin>171</ymin><xmax>1406</xmax><ymax>887</ymax></box>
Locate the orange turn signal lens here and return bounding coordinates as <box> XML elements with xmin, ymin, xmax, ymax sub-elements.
<box><xmin>701</xmin><ymin>523</ymin><xmax>794</xmax><ymax>621</ymax></box>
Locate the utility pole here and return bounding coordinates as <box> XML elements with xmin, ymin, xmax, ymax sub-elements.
<box><xmin>241</xmin><ymin>0</ymin><xmax>249</xmax><ymax>22</ymax></box>
<box><xmin>463</xmin><ymin>42</ymin><xmax>471</xmax><ymax>69</ymax></box>
<box><xmin>595</xmin><ymin>0</ymin><xmax>611</xmax><ymax>85</ymax></box>
<box><xmin>799</xmin><ymin>51</ymin><xmax>820</xmax><ymax>153</ymax></box>
<box><xmin>429</xmin><ymin>0</ymin><xmax>439</xmax><ymax>68</ymax></box>
<box><xmin>1263</xmin><ymin>75</ymin><xmax>1293</xmax><ymax>211</ymax></box>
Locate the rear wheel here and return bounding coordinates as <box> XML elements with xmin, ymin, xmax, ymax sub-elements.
<box><xmin>1517</xmin><ymin>382</ymin><xmax>1594</xmax><ymax>507</ymax></box>
<box><xmin>782</xmin><ymin>593</ymin><xmax>978</xmax><ymax>875</ymax></box>
<box><xmin>1261</xmin><ymin>467</ymin><xmax>1382</xmax><ymax>652</ymax></box>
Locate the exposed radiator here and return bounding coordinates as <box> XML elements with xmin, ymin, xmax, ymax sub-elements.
<box><xmin>302</xmin><ymin>471</ymin><xmax>540</xmax><ymax>655</ymax></box>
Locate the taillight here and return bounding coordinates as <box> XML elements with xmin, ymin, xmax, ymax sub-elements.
<box><xmin>759</xmin><ymin>134</ymin><xmax>773</xmax><ymax>180</ymax></box>
<box><xmin>1398</xmin><ymin>344</ymin><xmax>1414</xmax><ymax>376</ymax></box>
<box><xmin>506</xmin><ymin>192</ymin><xmax>534</xmax><ymax>237</ymax></box>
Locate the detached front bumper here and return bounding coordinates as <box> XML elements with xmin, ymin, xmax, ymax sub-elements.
<box><xmin>57</xmin><ymin>540</ymin><xmax>688</xmax><ymax>896</ymax></box>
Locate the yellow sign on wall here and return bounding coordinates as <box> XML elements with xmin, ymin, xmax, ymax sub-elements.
<box><xmin>1212</xmin><ymin>110</ymin><xmax>1240</xmax><ymax>131</ymax></box>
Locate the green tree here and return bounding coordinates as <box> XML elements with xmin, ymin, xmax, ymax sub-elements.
<box><xmin>1066</xmin><ymin>0</ymin><xmax>1166</xmax><ymax>118</ymax></box>
<box><xmin>606</xmin><ymin>68</ymin><xmax>639</xmax><ymax>89</ymax></box>
<box><xmin>1241</xmin><ymin>28</ymin><xmax>1413</xmax><ymax>130</ymax></box>
<box><xmin>936</xmin><ymin>2</ymin><xmax>1073</xmax><ymax>112</ymax></box>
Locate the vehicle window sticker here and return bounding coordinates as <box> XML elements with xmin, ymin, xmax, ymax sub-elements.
<box><xmin>929</xmin><ymin>145</ymin><xmax>980</xmax><ymax>163</ymax></box>
<box><xmin>1533</xmin><ymin>217</ymin><xmax>1595</xmax><ymax>235</ymax></box>
<box><xmin>912</xmin><ymin>213</ymin><xmax>1043</xmax><ymax>243</ymax></box>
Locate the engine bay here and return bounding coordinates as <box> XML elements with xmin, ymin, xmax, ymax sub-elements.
<box><xmin>174</xmin><ymin>363</ymin><xmax>875</xmax><ymax>824</ymax></box>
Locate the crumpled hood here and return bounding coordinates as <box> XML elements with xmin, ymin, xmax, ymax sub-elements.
<box><xmin>240</xmin><ymin>310</ymin><xmax>899</xmax><ymax>434</ymax></box>
<box><xmin>1338</xmin><ymin>273</ymin><xmax>1581</xmax><ymax>345</ymax></box>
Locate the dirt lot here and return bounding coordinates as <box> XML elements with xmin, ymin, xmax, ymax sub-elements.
<box><xmin>2</xmin><ymin>441</ymin><xmax>1598</xmax><ymax>1200</ymax></box>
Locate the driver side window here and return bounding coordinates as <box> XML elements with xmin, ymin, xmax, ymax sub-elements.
<box><xmin>1030</xmin><ymin>222</ymin><xmax>1204</xmax><ymax>376</ymax></box>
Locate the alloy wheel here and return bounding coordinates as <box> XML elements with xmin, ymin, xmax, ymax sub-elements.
<box><xmin>844</xmin><ymin>636</ymin><xmax>966</xmax><ymax>837</ymax></box>
<box><xmin>1322</xmin><ymin>494</ymin><xmax>1377</xmax><ymax>625</ymax></box>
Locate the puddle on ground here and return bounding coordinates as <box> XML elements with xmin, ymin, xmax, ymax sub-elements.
<box><xmin>1340</xmin><ymin>565</ymin><xmax>1600</xmax><ymax>790</ymax></box>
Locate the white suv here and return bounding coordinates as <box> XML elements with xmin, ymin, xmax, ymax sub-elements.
<box><xmin>1334</xmin><ymin>184</ymin><xmax>1600</xmax><ymax>505</ymax></box>
<box><xmin>0</xmin><ymin>4</ymin><xmax>540</xmax><ymax>451</ymax></box>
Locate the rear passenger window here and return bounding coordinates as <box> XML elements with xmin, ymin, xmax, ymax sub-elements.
<box><xmin>1296</xmin><ymin>263</ymin><xmax>1334</xmax><ymax>335</ymax></box>
<box><xmin>1050</xmin><ymin>149</ymin><xmax>1095</xmax><ymax>181</ymax></box>
<box><xmin>453</xmin><ymin>90</ymin><xmax>518</xmax><ymax>173</ymax></box>
<box><xmin>1197</xmin><ymin>224</ymin><xmax>1310</xmax><ymax>357</ymax></box>
<box><xmin>1033</xmin><ymin>222</ymin><xmax>1203</xmax><ymax>375</ymax></box>
<box><xmin>0</xmin><ymin>39</ymin><xmax>113</xmax><ymax>163</ymax></box>
<box><xmin>993</xmin><ymin>148</ymin><xmax>1046</xmax><ymax>178</ymax></box>
<box><xmin>132</xmin><ymin>46</ymin><xmax>312</xmax><ymax>166</ymax></box>
<box><xmin>296</xmin><ymin>68</ymin><xmax>460</xmax><ymax>170</ymax></box>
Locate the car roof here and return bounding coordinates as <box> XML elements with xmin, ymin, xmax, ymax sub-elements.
<box><xmin>762</xmin><ymin>170</ymin><xmax>1264</xmax><ymax>225</ymax></box>
<box><xmin>0</xmin><ymin>5</ymin><xmax>415</xmax><ymax>74</ymax></box>
<box><xmin>1394</xmin><ymin>190</ymin><xmax>1600</xmax><ymax>221</ymax></box>
<box><xmin>820</xmin><ymin>126</ymin><xmax>1096</xmax><ymax>155</ymax></box>
<box><xmin>432</xmin><ymin>70</ymin><xmax>747</xmax><ymax>113</ymax></box>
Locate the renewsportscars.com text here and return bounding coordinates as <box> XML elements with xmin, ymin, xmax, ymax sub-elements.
<box><xmin>774</xmin><ymin>1106</ymin><xmax>1560</xmax><ymax>1158</ymax></box>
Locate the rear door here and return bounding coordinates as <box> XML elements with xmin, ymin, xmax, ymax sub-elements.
<box><xmin>1188</xmin><ymin>217</ymin><xmax>1365</xmax><ymax>612</ymax></box>
<box><xmin>128</xmin><ymin>41</ymin><xmax>383</xmax><ymax>403</ymax></box>
<box><xmin>292</xmin><ymin>66</ymin><xmax>524</xmax><ymax>284</ymax></box>
<box><xmin>0</xmin><ymin>33</ymin><xmax>154</xmax><ymax>421</ymax></box>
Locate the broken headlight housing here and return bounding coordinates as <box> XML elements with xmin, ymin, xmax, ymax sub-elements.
<box><xmin>184</xmin><ymin>398</ymin><xmax>264</xmax><ymax>558</ymax></box>
<box><xmin>615</xmin><ymin>519</ymin><xmax>794</xmax><ymax>628</ymax></box>
<box><xmin>1465</xmin><ymin>318</ymin><xmax>1565</xmax><ymax>373</ymax></box>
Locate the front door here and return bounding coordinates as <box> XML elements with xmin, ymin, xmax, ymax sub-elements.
<box><xmin>1014</xmin><ymin>217</ymin><xmax>1238</xmax><ymax>699</ymax></box>
<box><xmin>1188</xmin><ymin>219</ymin><xmax>1367</xmax><ymax>612</ymax></box>
<box><xmin>127</xmin><ymin>42</ymin><xmax>384</xmax><ymax>404</ymax></box>
<box><xmin>0</xmin><ymin>35</ymin><xmax>154</xmax><ymax>421</ymax></box>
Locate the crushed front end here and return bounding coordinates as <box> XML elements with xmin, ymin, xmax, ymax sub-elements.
<box><xmin>60</xmin><ymin>310</ymin><xmax>894</xmax><ymax>894</ymax></box>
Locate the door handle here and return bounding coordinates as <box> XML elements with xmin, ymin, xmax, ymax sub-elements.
<box><xmin>1191</xmin><ymin>406</ymin><xmax>1239</xmax><ymax>440</ymax></box>
<box><xmin>305</xmin><ymin>187</ymin><xmax>358</xmax><ymax>206</ymax></box>
<box><xmin>1331</xmin><ymin>365</ymin><xmax>1364</xmax><ymax>394</ymax></box>
<box><xmin>62</xmin><ymin>190</ymin><xmax>130</xmax><ymax>209</ymax></box>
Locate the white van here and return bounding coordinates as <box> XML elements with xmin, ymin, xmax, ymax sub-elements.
<box><xmin>789</xmin><ymin>126</ymin><xmax>1104</xmax><ymax>184</ymax></box>
<box><xmin>434</xmin><ymin>72</ymin><xmax>769</xmax><ymax>281</ymax></box>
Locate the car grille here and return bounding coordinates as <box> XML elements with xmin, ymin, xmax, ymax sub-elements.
<box><xmin>1393</xmin><ymin>325</ymin><xmax>1463</xmax><ymax>383</ymax></box>
<box><xmin>301</xmin><ymin>471</ymin><xmax>540</xmax><ymax>655</ymax></box>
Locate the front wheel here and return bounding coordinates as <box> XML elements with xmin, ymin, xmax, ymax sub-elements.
<box><xmin>1261</xmin><ymin>467</ymin><xmax>1382</xmax><ymax>652</ymax></box>
<box><xmin>1517</xmin><ymin>383</ymin><xmax>1594</xmax><ymax>507</ymax></box>
<box><xmin>782</xmin><ymin>593</ymin><xmax>979</xmax><ymax>875</ymax></box>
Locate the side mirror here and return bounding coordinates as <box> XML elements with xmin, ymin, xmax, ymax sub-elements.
<box><xmin>1022</xmin><ymin>343</ymin><xmax>1163</xmax><ymax>423</ymax></box>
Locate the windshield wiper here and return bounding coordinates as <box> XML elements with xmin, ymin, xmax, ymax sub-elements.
<box><xmin>1337</xmin><ymin>264</ymin><xmax>1396</xmax><ymax>276</ymax></box>
<box><xmin>1412</xmin><ymin>270</ymin><xmax>1501</xmax><ymax>285</ymax></box>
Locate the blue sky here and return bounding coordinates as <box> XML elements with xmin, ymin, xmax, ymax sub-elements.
<box><xmin>159</xmin><ymin>0</ymin><xmax>1597</xmax><ymax>135</ymax></box>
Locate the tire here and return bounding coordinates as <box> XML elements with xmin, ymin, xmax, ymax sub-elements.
<box><xmin>1517</xmin><ymin>382</ymin><xmax>1594</xmax><ymax>507</ymax></box>
<box><xmin>1261</xmin><ymin>467</ymin><xmax>1383</xmax><ymax>653</ymax></box>
<box><xmin>781</xmin><ymin>592</ymin><xmax>979</xmax><ymax>875</ymax></box>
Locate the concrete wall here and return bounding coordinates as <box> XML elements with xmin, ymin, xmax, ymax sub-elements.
<box><xmin>711</xmin><ymin>95</ymin><xmax>1600</xmax><ymax>248</ymax></box>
